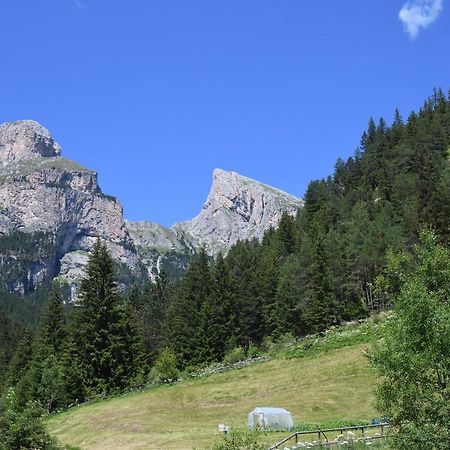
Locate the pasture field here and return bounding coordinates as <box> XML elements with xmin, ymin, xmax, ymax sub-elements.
<box><xmin>48</xmin><ymin>338</ymin><xmax>379</xmax><ymax>449</ymax></box>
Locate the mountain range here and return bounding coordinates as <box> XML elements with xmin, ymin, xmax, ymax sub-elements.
<box><xmin>0</xmin><ymin>120</ymin><xmax>303</xmax><ymax>297</ymax></box>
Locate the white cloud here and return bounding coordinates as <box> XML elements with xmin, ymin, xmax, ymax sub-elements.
<box><xmin>399</xmin><ymin>0</ymin><xmax>444</xmax><ymax>39</ymax></box>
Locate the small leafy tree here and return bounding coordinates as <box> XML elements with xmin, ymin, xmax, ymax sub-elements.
<box><xmin>370</xmin><ymin>229</ymin><xmax>450</xmax><ymax>449</ymax></box>
<box><xmin>0</xmin><ymin>388</ymin><xmax>57</xmax><ymax>450</ymax></box>
<box><xmin>151</xmin><ymin>348</ymin><xmax>179</xmax><ymax>384</ymax></box>
<box><xmin>207</xmin><ymin>429</ymin><xmax>266</xmax><ymax>450</ymax></box>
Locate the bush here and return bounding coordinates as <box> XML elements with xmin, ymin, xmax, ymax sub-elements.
<box><xmin>246</xmin><ymin>344</ymin><xmax>261</xmax><ymax>359</ymax></box>
<box><xmin>0</xmin><ymin>387</ymin><xmax>59</xmax><ymax>450</ymax></box>
<box><xmin>206</xmin><ymin>429</ymin><xmax>266</xmax><ymax>450</ymax></box>
<box><xmin>223</xmin><ymin>347</ymin><xmax>246</xmax><ymax>365</ymax></box>
<box><xmin>150</xmin><ymin>348</ymin><xmax>179</xmax><ymax>384</ymax></box>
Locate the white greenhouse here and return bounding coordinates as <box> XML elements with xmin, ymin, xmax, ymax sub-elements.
<box><xmin>247</xmin><ymin>407</ymin><xmax>294</xmax><ymax>431</ymax></box>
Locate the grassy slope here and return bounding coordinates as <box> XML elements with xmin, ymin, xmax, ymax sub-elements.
<box><xmin>48</xmin><ymin>338</ymin><xmax>378</xmax><ymax>450</ymax></box>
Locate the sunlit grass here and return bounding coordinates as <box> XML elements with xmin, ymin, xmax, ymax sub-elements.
<box><xmin>48</xmin><ymin>343</ymin><xmax>378</xmax><ymax>450</ymax></box>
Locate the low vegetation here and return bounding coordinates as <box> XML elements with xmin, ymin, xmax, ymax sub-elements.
<box><xmin>47</xmin><ymin>318</ymin><xmax>380</xmax><ymax>449</ymax></box>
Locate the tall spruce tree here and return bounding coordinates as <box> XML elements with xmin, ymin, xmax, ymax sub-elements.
<box><xmin>75</xmin><ymin>239</ymin><xmax>142</xmax><ymax>395</ymax></box>
<box><xmin>166</xmin><ymin>248</ymin><xmax>212</xmax><ymax>367</ymax></box>
<box><xmin>40</xmin><ymin>283</ymin><xmax>66</xmax><ymax>354</ymax></box>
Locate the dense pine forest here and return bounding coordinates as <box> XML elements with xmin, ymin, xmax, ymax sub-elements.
<box><xmin>1</xmin><ymin>89</ymin><xmax>450</xmax><ymax>447</ymax></box>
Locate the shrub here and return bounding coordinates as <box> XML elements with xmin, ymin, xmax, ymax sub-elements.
<box><xmin>246</xmin><ymin>344</ymin><xmax>260</xmax><ymax>359</ymax></box>
<box><xmin>0</xmin><ymin>388</ymin><xmax>58</xmax><ymax>450</ymax></box>
<box><xmin>207</xmin><ymin>429</ymin><xmax>266</xmax><ymax>450</ymax></box>
<box><xmin>150</xmin><ymin>348</ymin><xmax>179</xmax><ymax>384</ymax></box>
<box><xmin>223</xmin><ymin>347</ymin><xmax>246</xmax><ymax>365</ymax></box>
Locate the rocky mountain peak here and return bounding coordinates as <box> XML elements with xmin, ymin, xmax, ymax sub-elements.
<box><xmin>180</xmin><ymin>168</ymin><xmax>304</xmax><ymax>253</ymax></box>
<box><xmin>0</xmin><ymin>120</ymin><xmax>61</xmax><ymax>166</ymax></box>
<box><xmin>0</xmin><ymin>120</ymin><xmax>142</xmax><ymax>297</ymax></box>
<box><xmin>128</xmin><ymin>168</ymin><xmax>304</xmax><ymax>279</ymax></box>
<box><xmin>208</xmin><ymin>168</ymin><xmax>303</xmax><ymax>213</ymax></box>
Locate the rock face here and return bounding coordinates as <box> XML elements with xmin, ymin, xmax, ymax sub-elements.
<box><xmin>0</xmin><ymin>119</ymin><xmax>303</xmax><ymax>293</ymax></box>
<box><xmin>0</xmin><ymin>120</ymin><xmax>61</xmax><ymax>165</ymax></box>
<box><xmin>179</xmin><ymin>168</ymin><xmax>304</xmax><ymax>253</ymax></box>
<box><xmin>125</xmin><ymin>221</ymin><xmax>198</xmax><ymax>280</ymax></box>
<box><xmin>127</xmin><ymin>169</ymin><xmax>303</xmax><ymax>278</ymax></box>
<box><xmin>0</xmin><ymin>120</ymin><xmax>142</xmax><ymax>298</ymax></box>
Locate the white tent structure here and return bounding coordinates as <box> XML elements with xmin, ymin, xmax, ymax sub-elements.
<box><xmin>247</xmin><ymin>407</ymin><xmax>294</xmax><ymax>430</ymax></box>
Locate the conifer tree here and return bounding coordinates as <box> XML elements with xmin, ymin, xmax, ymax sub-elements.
<box><xmin>75</xmin><ymin>239</ymin><xmax>142</xmax><ymax>395</ymax></box>
<box><xmin>303</xmin><ymin>214</ymin><xmax>336</xmax><ymax>333</ymax></box>
<box><xmin>6</xmin><ymin>331</ymin><xmax>33</xmax><ymax>388</ymax></box>
<box><xmin>131</xmin><ymin>273</ymin><xmax>169</xmax><ymax>363</ymax></box>
<box><xmin>166</xmin><ymin>248</ymin><xmax>212</xmax><ymax>366</ymax></box>
<box><xmin>211</xmin><ymin>253</ymin><xmax>237</xmax><ymax>352</ymax></box>
<box><xmin>40</xmin><ymin>283</ymin><xmax>66</xmax><ymax>353</ymax></box>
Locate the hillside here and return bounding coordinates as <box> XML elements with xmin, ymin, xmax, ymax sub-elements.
<box><xmin>47</xmin><ymin>319</ymin><xmax>382</xmax><ymax>450</ymax></box>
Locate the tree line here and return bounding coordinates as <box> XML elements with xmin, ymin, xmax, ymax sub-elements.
<box><xmin>143</xmin><ymin>88</ymin><xmax>450</xmax><ymax>367</ymax></box>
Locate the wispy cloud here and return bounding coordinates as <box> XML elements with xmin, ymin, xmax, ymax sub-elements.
<box><xmin>399</xmin><ymin>0</ymin><xmax>444</xmax><ymax>39</ymax></box>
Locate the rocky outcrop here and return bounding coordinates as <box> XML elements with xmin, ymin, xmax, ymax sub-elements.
<box><xmin>0</xmin><ymin>119</ymin><xmax>303</xmax><ymax>292</ymax></box>
<box><xmin>178</xmin><ymin>168</ymin><xmax>304</xmax><ymax>254</ymax></box>
<box><xmin>0</xmin><ymin>120</ymin><xmax>142</xmax><ymax>297</ymax></box>
<box><xmin>0</xmin><ymin>120</ymin><xmax>61</xmax><ymax>165</ymax></box>
<box><xmin>127</xmin><ymin>168</ymin><xmax>303</xmax><ymax>278</ymax></box>
<box><xmin>125</xmin><ymin>221</ymin><xmax>198</xmax><ymax>280</ymax></box>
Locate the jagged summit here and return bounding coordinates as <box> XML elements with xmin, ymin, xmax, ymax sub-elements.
<box><xmin>0</xmin><ymin>119</ymin><xmax>303</xmax><ymax>290</ymax></box>
<box><xmin>177</xmin><ymin>168</ymin><xmax>304</xmax><ymax>253</ymax></box>
<box><xmin>0</xmin><ymin>120</ymin><xmax>141</xmax><ymax>297</ymax></box>
<box><xmin>127</xmin><ymin>167</ymin><xmax>304</xmax><ymax>278</ymax></box>
<box><xmin>209</xmin><ymin>167</ymin><xmax>303</xmax><ymax>210</ymax></box>
<box><xmin>0</xmin><ymin>120</ymin><xmax>61</xmax><ymax>165</ymax></box>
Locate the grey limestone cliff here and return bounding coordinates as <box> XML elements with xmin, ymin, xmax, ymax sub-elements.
<box><xmin>178</xmin><ymin>168</ymin><xmax>304</xmax><ymax>253</ymax></box>
<box><xmin>0</xmin><ymin>119</ymin><xmax>303</xmax><ymax>293</ymax></box>
<box><xmin>0</xmin><ymin>120</ymin><xmax>142</xmax><ymax>297</ymax></box>
<box><xmin>127</xmin><ymin>168</ymin><xmax>303</xmax><ymax>278</ymax></box>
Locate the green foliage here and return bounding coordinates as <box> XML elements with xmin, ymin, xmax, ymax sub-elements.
<box><xmin>0</xmin><ymin>388</ymin><xmax>58</xmax><ymax>450</ymax></box>
<box><xmin>41</xmin><ymin>283</ymin><xmax>66</xmax><ymax>353</ymax></box>
<box><xmin>158</xmin><ymin>89</ymin><xmax>450</xmax><ymax>370</ymax></box>
<box><xmin>0</xmin><ymin>282</ymin><xmax>54</xmax><ymax>329</ymax></box>
<box><xmin>206</xmin><ymin>429</ymin><xmax>266</xmax><ymax>450</ymax></box>
<box><xmin>291</xmin><ymin>419</ymin><xmax>370</xmax><ymax>432</ymax></box>
<box><xmin>370</xmin><ymin>229</ymin><xmax>450</xmax><ymax>449</ymax></box>
<box><xmin>165</xmin><ymin>248</ymin><xmax>216</xmax><ymax>367</ymax></box>
<box><xmin>128</xmin><ymin>274</ymin><xmax>170</xmax><ymax>365</ymax></box>
<box><xmin>150</xmin><ymin>348</ymin><xmax>179</xmax><ymax>384</ymax></box>
<box><xmin>0</xmin><ymin>314</ymin><xmax>25</xmax><ymax>393</ymax></box>
<box><xmin>74</xmin><ymin>240</ymin><xmax>144</xmax><ymax>396</ymax></box>
<box><xmin>6</xmin><ymin>331</ymin><xmax>33</xmax><ymax>389</ymax></box>
<box><xmin>0</xmin><ymin>231</ymin><xmax>57</xmax><ymax>293</ymax></box>
<box><xmin>222</xmin><ymin>347</ymin><xmax>246</xmax><ymax>365</ymax></box>
<box><xmin>272</xmin><ymin>316</ymin><xmax>385</xmax><ymax>360</ymax></box>
<box><xmin>1</xmin><ymin>89</ymin><xmax>450</xmax><ymax>435</ymax></box>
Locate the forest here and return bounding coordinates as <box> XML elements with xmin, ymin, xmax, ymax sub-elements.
<box><xmin>1</xmin><ymin>89</ymin><xmax>450</xmax><ymax>448</ymax></box>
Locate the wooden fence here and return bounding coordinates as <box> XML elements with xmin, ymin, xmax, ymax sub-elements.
<box><xmin>268</xmin><ymin>423</ymin><xmax>390</xmax><ymax>449</ymax></box>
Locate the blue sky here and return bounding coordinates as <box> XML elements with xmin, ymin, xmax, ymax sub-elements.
<box><xmin>0</xmin><ymin>1</ymin><xmax>449</xmax><ymax>226</ymax></box>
